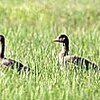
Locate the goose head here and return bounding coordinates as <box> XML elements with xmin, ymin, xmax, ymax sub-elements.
<box><xmin>0</xmin><ymin>34</ymin><xmax>5</xmax><ymax>58</ymax></box>
<box><xmin>0</xmin><ymin>35</ymin><xmax>5</xmax><ymax>43</ymax></box>
<box><xmin>54</xmin><ymin>34</ymin><xmax>69</xmax><ymax>55</ymax></box>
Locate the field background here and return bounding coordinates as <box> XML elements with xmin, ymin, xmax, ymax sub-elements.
<box><xmin>0</xmin><ymin>0</ymin><xmax>100</xmax><ymax>100</ymax></box>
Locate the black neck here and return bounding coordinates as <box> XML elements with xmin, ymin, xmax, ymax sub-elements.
<box><xmin>62</xmin><ymin>42</ymin><xmax>69</xmax><ymax>56</ymax></box>
<box><xmin>0</xmin><ymin>39</ymin><xmax>5</xmax><ymax>58</ymax></box>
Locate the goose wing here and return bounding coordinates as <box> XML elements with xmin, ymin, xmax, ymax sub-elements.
<box><xmin>2</xmin><ymin>58</ymin><xmax>30</xmax><ymax>73</ymax></box>
<box><xmin>61</xmin><ymin>55</ymin><xmax>100</xmax><ymax>71</ymax></box>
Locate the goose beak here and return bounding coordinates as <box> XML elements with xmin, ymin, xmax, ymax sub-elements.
<box><xmin>53</xmin><ymin>37</ymin><xmax>60</xmax><ymax>42</ymax></box>
<box><xmin>53</xmin><ymin>39</ymin><xmax>60</xmax><ymax>42</ymax></box>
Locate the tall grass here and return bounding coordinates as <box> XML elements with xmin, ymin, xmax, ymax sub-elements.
<box><xmin>0</xmin><ymin>0</ymin><xmax>100</xmax><ymax>100</ymax></box>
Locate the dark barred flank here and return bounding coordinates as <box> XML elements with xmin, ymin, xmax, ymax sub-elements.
<box><xmin>0</xmin><ymin>34</ymin><xmax>31</xmax><ymax>74</ymax></box>
<box><xmin>54</xmin><ymin>34</ymin><xmax>100</xmax><ymax>71</ymax></box>
<box><xmin>3</xmin><ymin>58</ymin><xmax>31</xmax><ymax>74</ymax></box>
<box><xmin>72</xmin><ymin>56</ymin><xmax>100</xmax><ymax>71</ymax></box>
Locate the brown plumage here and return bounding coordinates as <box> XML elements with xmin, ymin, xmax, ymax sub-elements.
<box><xmin>0</xmin><ymin>34</ymin><xmax>31</xmax><ymax>74</ymax></box>
<box><xmin>54</xmin><ymin>34</ymin><xmax>100</xmax><ymax>71</ymax></box>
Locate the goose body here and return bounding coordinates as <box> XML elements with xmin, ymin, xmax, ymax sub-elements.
<box><xmin>0</xmin><ymin>34</ymin><xmax>31</xmax><ymax>74</ymax></box>
<box><xmin>54</xmin><ymin>34</ymin><xmax>100</xmax><ymax>71</ymax></box>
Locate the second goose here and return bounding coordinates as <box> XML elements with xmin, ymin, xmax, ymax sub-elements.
<box><xmin>54</xmin><ymin>34</ymin><xmax>100</xmax><ymax>71</ymax></box>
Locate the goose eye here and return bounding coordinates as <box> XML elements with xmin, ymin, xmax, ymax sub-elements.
<box><xmin>63</xmin><ymin>37</ymin><xmax>65</xmax><ymax>40</ymax></box>
<box><xmin>59</xmin><ymin>38</ymin><xmax>63</xmax><ymax>42</ymax></box>
<box><xmin>60</xmin><ymin>37</ymin><xmax>65</xmax><ymax>42</ymax></box>
<box><xmin>59</xmin><ymin>38</ymin><xmax>64</xmax><ymax>42</ymax></box>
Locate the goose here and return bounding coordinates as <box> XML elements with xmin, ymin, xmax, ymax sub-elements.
<box><xmin>0</xmin><ymin>34</ymin><xmax>31</xmax><ymax>74</ymax></box>
<box><xmin>53</xmin><ymin>34</ymin><xmax>100</xmax><ymax>71</ymax></box>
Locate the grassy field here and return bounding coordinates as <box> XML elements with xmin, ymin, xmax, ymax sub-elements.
<box><xmin>0</xmin><ymin>0</ymin><xmax>100</xmax><ymax>100</ymax></box>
